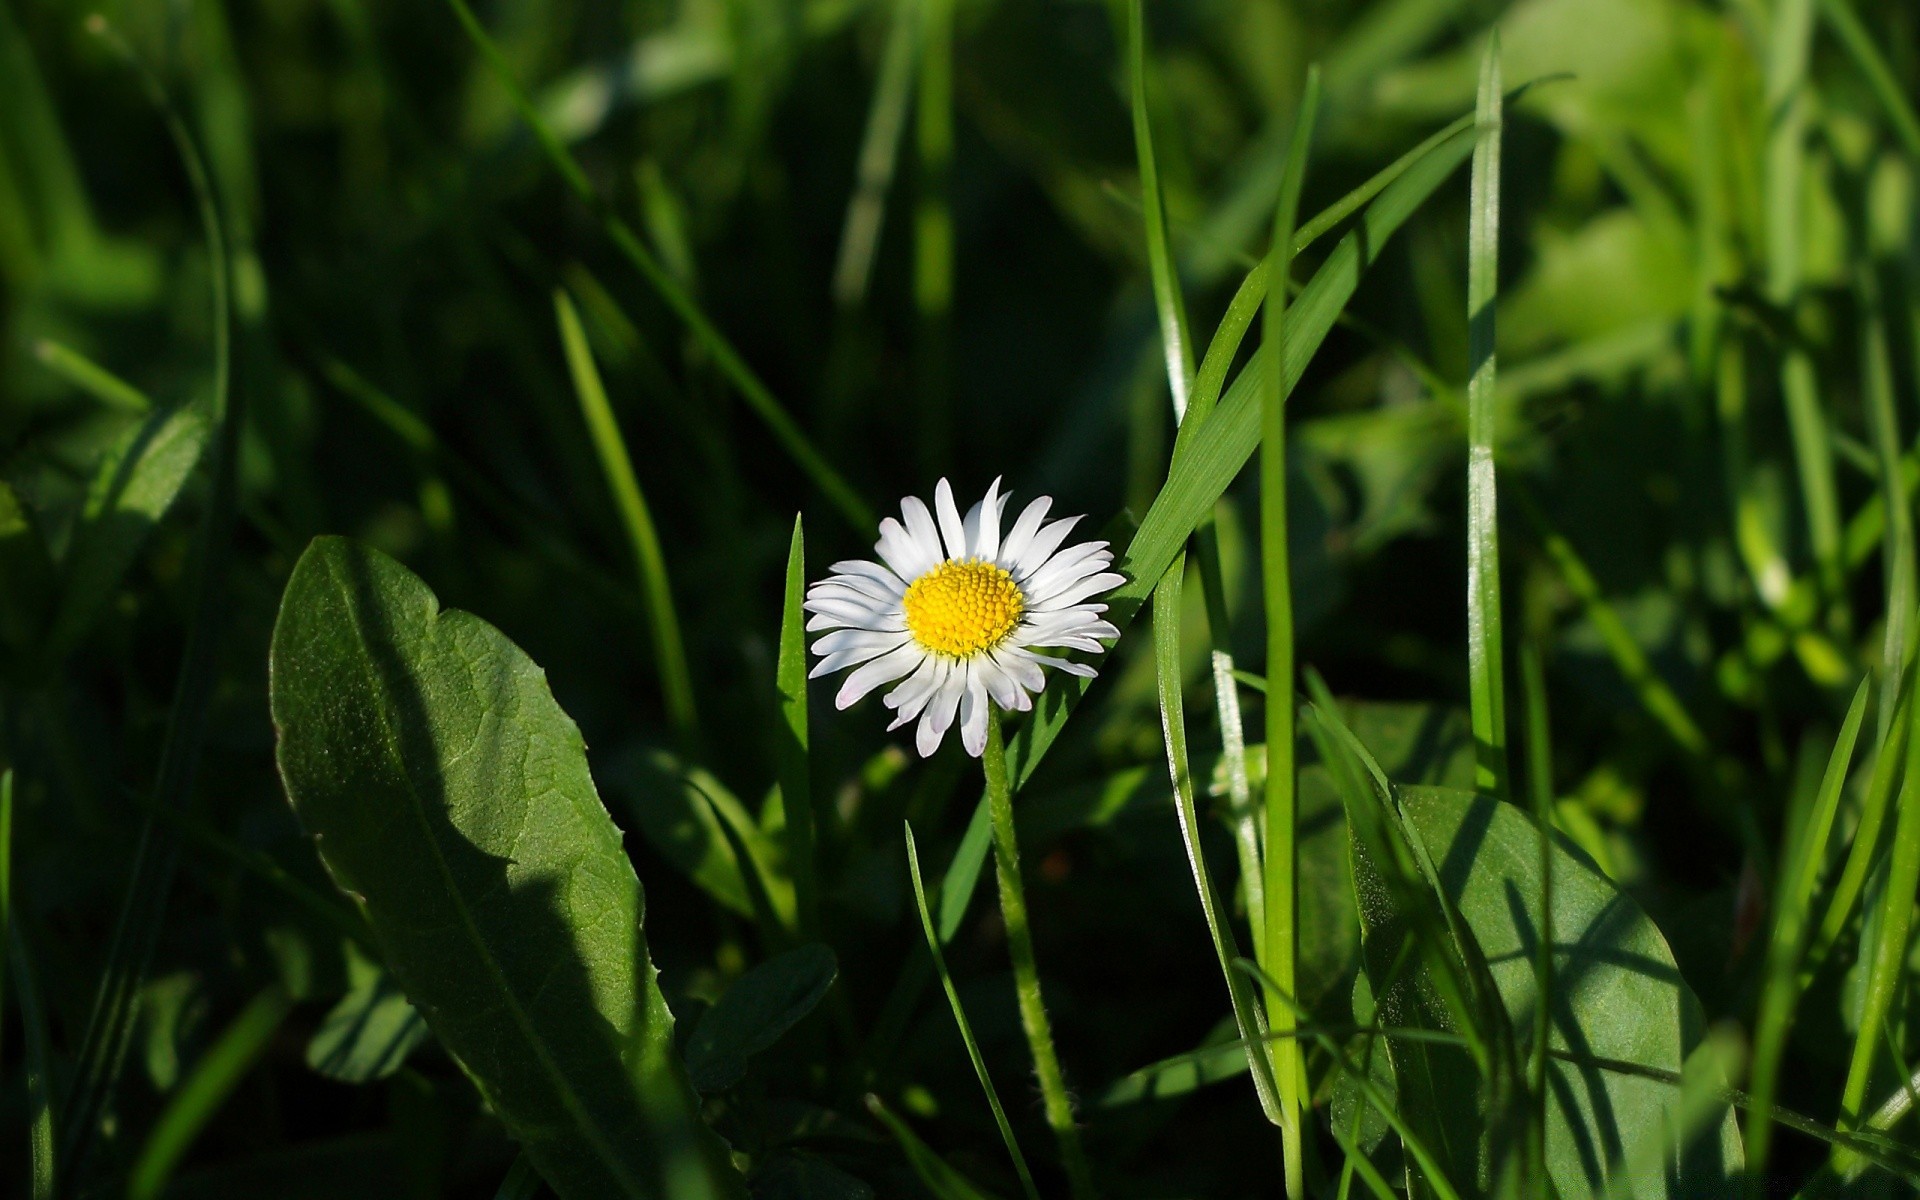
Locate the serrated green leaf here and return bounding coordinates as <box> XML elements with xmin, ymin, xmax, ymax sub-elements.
<box><xmin>684</xmin><ymin>942</ymin><xmax>836</xmax><ymax>1092</ymax></box>
<box><xmin>269</xmin><ymin>536</ymin><xmax>744</xmax><ymax>1200</ymax></box>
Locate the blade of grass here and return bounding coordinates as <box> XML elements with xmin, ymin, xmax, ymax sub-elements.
<box><xmin>1818</xmin><ymin>0</ymin><xmax>1920</xmax><ymax>160</ymax></box>
<box><xmin>1765</xmin><ymin>0</ymin><xmax>1846</xmax><ymax>634</ymax></box>
<box><xmin>10</xmin><ymin>925</ymin><xmax>55</xmax><ymax>1200</ymax></box>
<box><xmin>1128</xmin><ymin>0</ymin><xmax>1266</xmax><ymax>990</ymax></box>
<box><xmin>445</xmin><ymin>0</ymin><xmax>872</xmax><ymax>531</ymax></box>
<box><xmin>911</xmin><ymin>0</ymin><xmax>954</xmax><ymax>472</ymax></box>
<box><xmin>1747</xmin><ymin>678</ymin><xmax>1869</xmax><ymax>1190</ymax></box>
<box><xmin>32</xmin><ymin>339</ymin><xmax>151</xmax><ymax>414</ymax></box>
<box><xmin>554</xmin><ymin>288</ymin><xmax>698</xmax><ymax>747</ymax></box>
<box><xmin>905</xmin><ymin>823</ymin><xmax>1040</xmax><ymax>1200</ymax></box>
<box><xmin>127</xmin><ymin>985</ymin><xmax>295</xmax><ymax>1200</ymax></box>
<box><xmin>1150</xmin><ymin>556</ymin><xmax>1284</xmax><ymax>1124</ymax></box>
<box><xmin>832</xmin><ymin>0</ymin><xmax>920</xmax><ymax>306</ymax></box>
<box><xmin>1466</xmin><ymin>33</ymin><xmax>1509</xmax><ymax>802</ymax></box>
<box><xmin>60</xmin><ymin>19</ymin><xmax>243</xmax><ymax>1178</ymax></box>
<box><xmin>865</xmin><ymin>1094</ymin><xmax>1004</xmax><ymax>1200</ymax></box>
<box><xmin>982</xmin><ymin>708</ymin><xmax>1095</xmax><ymax>1199</ymax></box>
<box><xmin>777</xmin><ymin>517</ymin><xmax>820</xmax><ymax>940</ymax></box>
<box><xmin>1861</xmin><ymin>253</ymin><xmax>1914</xmax><ymax>738</ymax></box>
<box><xmin>0</xmin><ymin>769</ymin><xmax>10</xmax><ymax>1068</ymax></box>
<box><xmin>493</xmin><ymin>1155</ymin><xmax>543</xmax><ymax>1200</ymax></box>
<box><xmin>1258</xmin><ymin>67</ymin><xmax>1319</xmax><ymax>1200</ymax></box>
<box><xmin>1837</xmin><ymin>650</ymin><xmax>1920</xmax><ymax>1164</ymax></box>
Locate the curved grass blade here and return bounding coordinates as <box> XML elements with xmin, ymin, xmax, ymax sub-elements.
<box><xmin>270</xmin><ymin>537</ymin><xmax>745</xmax><ymax>1199</ymax></box>
<box><xmin>59</xmin><ymin>20</ymin><xmax>242</xmax><ymax>1179</ymax></box>
<box><xmin>127</xmin><ymin>985</ymin><xmax>295</xmax><ymax>1200</ymax></box>
<box><xmin>1127</xmin><ymin>0</ymin><xmax>1195</xmax><ymax>419</ymax></box>
<box><xmin>905</xmin><ymin>823</ymin><xmax>1040</xmax><ymax>1200</ymax></box>
<box><xmin>444</xmin><ymin>0</ymin><xmax>872</xmax><ymax>531</ymax></box>
<box><xmin>32</xmin><ymin>338</ymin><xmax>150</xmax><ymax>414</ymax></box>
<box><xmin>1746</xmin><ymin>678</ymin><xmax>1868</xmax><ymax>1185</ymax></box>
<box><xmin>1465</xmin><ymin>33</ymin><xmax>1508</xmax><ymax>802</ymax></box>
<box><xmin>554</xmin><ymin>289</ymin><xmax>698</xmax><ymax>746</ymax></box>
<box><xmin>777</xmin><ymin>516</ymin><xmax>820</xmax><ymax>939</ymax></box>
<box><xmin>864</xmin><ymin>1094</ymin><xmax>1003</xmax><ymax>1200</ymax></box>
<box><xmin>1818</xmin><ymin>0</ymin><xmax>1920</xmax><ymax>163</ymax></box>
<box><xmin>1258</xmin><ymin>66</ymin><xmax>1321</xmax><ymax>1200</ymax></box>
<box><xmin>1151</xmin><ymin>559</ymin><xmax>1283</xmax><ymax>1124</ymax></box>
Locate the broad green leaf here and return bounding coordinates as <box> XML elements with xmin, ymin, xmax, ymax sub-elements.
<box><xmin>306</xmin><ymin>944</ymin><xmax>431</xmax><ymax>1084</ymax></box>
<box><xmin>1391</xmin><ymin>787</ymin><xmax>1744</xmax><ymax>1197</ymax></box>
<box><xmin>269</xmin><ymin>536</ymin><xmax>744</xmax><ymax>1200</ymax></box>
<box><xmin>754</xmin><ymin>1153</ymin><xmax>876</xmax><ymax>1200</ymax></box>
<box><xmin>684</xmin><ymin>943</ymin><xmax>837</xmax><ymax>1092</ymax></box>
<box><xmin>48</xmin><ymin>400</ymin><xmax>211</xmax><ymax>655</ymax></box>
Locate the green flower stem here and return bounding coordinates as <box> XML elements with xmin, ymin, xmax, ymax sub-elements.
<box><xmin>984</xmin><ymin>708</ymin><xmax>1096</xmax><ymax>1200</ymax></box>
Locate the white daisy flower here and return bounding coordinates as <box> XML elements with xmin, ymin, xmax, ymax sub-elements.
<box><xmin>805</xmin><ymin>478</ymin><xmax>1125</xmax><ymax>758</ymax></box>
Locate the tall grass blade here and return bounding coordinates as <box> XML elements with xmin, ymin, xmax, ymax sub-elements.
<box><xmin>0</xmin><ymin>769</ymin><xmax>10</xmax><ymax>1068</ymax></box>
<box><xmin>1747</xmin><ymin>679</ymin><xmax>1868</xmax><ymax>1188</ymax></box>
<box><xmin>60</xmin><ymin>20</ymin><xmax>243</xmax><ymax>1180</ymax></box>
<box><xmin>444</xmin><ymin>0</ymin><xmax>873</xmax><ymax>531</ymax></box>
<box><xmin>1258</xmin><ymin>66</ymin><xmax>1319</xmax><ymax>1200</ymax></box>
<box><xmin>1765</xmin><ymin>0</ymin><xmax>1845</xmax><ymax>633</ymax></box>
<box><xmin>1127</xmin><ymin>0</ymin><xmax>1195</xmax><ymax>419</ymax></box>
<box><xmin>911</xmin><ymin>0</ymin><xmax>955</xmax><ymax>471</ymax></box>
<box><xmin>127</xmin><ymin>985</ymin><xmax>295</xmax><ymax>1200</ymax></box>
<box><xmin>905</xmin><ymin>823</ymin><xmax>1040</xmax><ymax>1200</ymax></box>
<box><xmin>9</xmin><ymin>925</ymin><xmax>55</xmax><ymax>1200</ymax></box>
<box><xmin>832</xmin><ymin>0</ymin><xmax>919</xmax><ymax>306</ymax></box>
<box><xmin>1465</xmin><ymin>33</ymin><xmax>1509</xmax><ymax>803</ymax></box>
<box><xmin>554</xmin><ymin>288</ymin><xmax>699</xmax><ymax>746</ymax></box>
<box><xmin>1861</xmin><ymin>255</ymin><xmax>1914</xmax><ymax>736</ymax></box>
<box><xmin>32</xmin><ymin>339</ymin><xmax>150</xmax><ymax>414</ymax></box>
<box><xmin>864</xmin><ymin>1095</ymin><xmax>1004</xmax><ymax>1200</ymax></box>
<box><xmin>776</xmin><ymin>517</ymin><xmax>820</xmax><ymax>939</ymax></box>
<box><xmin>1818</xmin><ymin>0</ymin><xmax>1920</xmax><ymax>160</ymax></box>
<box><xmin>1150</xmin><ymin>558</ymin><xmax>1284</xmax><ymax>1124</ymax></box>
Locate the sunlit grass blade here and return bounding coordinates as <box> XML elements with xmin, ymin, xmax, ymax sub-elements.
<box><xmin>1150</xmin><ymin>558</ymin><xmax>1283</xmax><ymax>1124</ymax></box>
<box><xmin>1129</xmin><ymin>0</ymin><xmax>1264</xmax><ymax>994</ymax></box>
<box><xmin>1127</xmin><ymin>0</ymin><xmax>1195</xmax><ymax>418</ymax></box>
<box><xmin>905</xmin><ymin>823</ymin><xmax>1041</xmax><ymax>1200</ymax></box>
<box><xmin>832</xmin><ymin>0</ymin><xmax>919</xmax><ymax>307</ymax></box>
<box><xmin>32</xmin><ymin>338</ymin><xmax>150</xmax><ymax>414</ymax></box>
<box><xmin>1601</xmin><ymin>1031</ymin><xmax>1747</xmax><ymax>1200</ymax></box>
<box><xmin>555</xmin><ymin>288</ymin><xmax>698</xmax><ymax>746</ymax></box>
<box><xmin>1259</xmin><ymin>66</ymin><xmax>1319</xmax><ymax>1200</ymax></box>
<box><xmin>1837</xmin><ymin>659</ymin><xmax>1920</xmax><ymax>1163</ymax></box>
<box><xmin>777</xmin><ymin>516</ymin><xmax>820</xmax><ymax>939</ymax></box>
<box><xmin>1861</xmin><ymin>256</ymin><xmax>1914</xmax><ymax>736</ymax></box>
<box><xmin>1465</xmin><ymin>32</ymin><xmax>1509</xmax><ymax>802</ymax></box>
<box><xmin>444</xmin><ymin>0</ymin><xmax>873</xmax><ymax>531</ymax></box>
<box><xmin>60</xmin><ymin>19</ymin><xmax>242</xmax><ymax>1178</ymax></box>
<box><xmin>1747</xmin><ymin>678</ymin><xmax>1868</xmax><ymax>1188</ymax></box>
<box><xmin>127</xmin><ymin>985</ymin><xmax>295</xmax><ymax>1200</ymax></box>
<box><xmin>9</xmin><ymin>925</ymin><xmax>54</xmax><ymax>1200</ymax></box>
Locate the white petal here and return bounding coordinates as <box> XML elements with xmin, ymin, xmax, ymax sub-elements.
<box><xmin>1012</xmin><ymin>514</ymin><xmax>1085</xmax><ymax>577</ymax></box>
<box><xmin>993</xmin><ymin>646</ymin><xmax>1048</xmax><ymax>692</ymax></box>
<box><xmin>978</xmin><ymin>652</ymin><xmax>1026</xmax><ymax>711</ymax></box>
<box><xmin>813</xmin><ymin>627</ymin><xmax>910</xmax><ymax>655</ymax></box>
<box><xmin>877</xmin><ymin>518</ymin><xmax>936</xmax><ymax>581</ymax></box>
<box><xmin>934</xmin><ymin>478</ymin><xmax>968</xmax><ymax>561</ymax></box>
<box><xmin>958</xmin><ymin>673</ymin><xmax>990</xmax><ymax>757</ymax></box>
<box><xmin>835</xmin><ymin>643</ymin><xmax>924</xmax><ymax>709</ymax></box>
<box><xmin>885</xmin><ymin>657</ymin><xmax>945</xmax><ymax>728</ymax></box>
<box><xmin>968</xmin><ymin>477</ymin><xmax>1005</xmax><ymax>561</ymax></box>
<box><xmin>803</xmin><ymin>596</ymin><xmax>901</xmax><ymax>630</ymax></box>
<box><xmin>997</xmin><ymin>496</ymin><xmax>1053</xmax><ymax>568</ymax></box>
<box><xmin>1022</xmin><ymin>543</ymin><xmax>1111</xmax><ymax>596</ymax></box>
<box><xmin>916</xmin><ymin>667</ymin><xmax>967</xmax><ymax>756</ymax></box>
<box><xmin>1029</xmin><ymin>572</ymin><xmax>1127</xmax><ymax>611</ymax></box>
<box><xmin>809</xmin><ymin>576</ymin><xmax>899</xmax><ymax>605</ymax></box>
<box><xmin>900</xmin><ymin>497</ymin><xmax>947</xmax><ymax>572</ymax></box>
<box><xmin>810</xmin><ymin>640</ymin><xmax>909</xmax><ymax>676</ymax></box>
<box><xmin>828</xmin><ymin>559</ymin><xmax>906</xmax><ymax>591</ymax></box>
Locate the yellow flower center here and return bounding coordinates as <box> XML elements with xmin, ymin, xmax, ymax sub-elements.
<box><xmin>903</xmin><ymin>558</ymin><xmax>1025</xmax><ymax>658</ymax></box>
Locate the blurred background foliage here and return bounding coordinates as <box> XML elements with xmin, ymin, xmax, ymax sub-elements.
<box><xmin>3</xmin><ymin>0</ymin><xmax>1920</xmax><ymax>1194</ymax></box>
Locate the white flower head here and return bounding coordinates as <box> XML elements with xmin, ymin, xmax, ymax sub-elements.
<box><xmin>805</xmin><ymin>478</ymin><xmax>1124</xmax><ymax>758</ymax></box>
